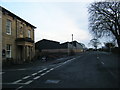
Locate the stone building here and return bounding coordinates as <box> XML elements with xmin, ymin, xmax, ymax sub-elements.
<box><xmin>35</xmin><ymin>39</ymin><xmax>85</xmax><ymax>54</ymax></box>
<box><xmin>0</xmin><ymin>6</ymin><xmax>36</xmax><ymax>64</ymax></box>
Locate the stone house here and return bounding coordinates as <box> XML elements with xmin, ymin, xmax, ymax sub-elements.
<box><xmin>0</xmin><ymin>6</ymin><xmax>36</xmax><ymax>64</ymax></box>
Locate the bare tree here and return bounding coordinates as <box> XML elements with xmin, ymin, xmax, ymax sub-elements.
<box><xmin>88</xmin><ymin>38</ymin><xmax>101</xmax><ymax>50</ymax></box>
<box><xmin>88</xmin><ymin>1</ymin><xmax>120</xmax><ymax>49</ymax></box>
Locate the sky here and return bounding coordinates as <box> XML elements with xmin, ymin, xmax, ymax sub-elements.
<box><xmin>1</xmin><ymin>0</ymin><xmax>106</xmax><ymax>48</ymax></box>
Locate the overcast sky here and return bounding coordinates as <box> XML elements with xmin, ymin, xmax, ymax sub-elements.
<box><xmin>1</xmin><ymin>0</ymin><xmax>106</xmax><ymax>48</ymax></box>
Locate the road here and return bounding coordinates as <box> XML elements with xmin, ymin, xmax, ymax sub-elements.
<box><xmin>2</xmin><ymin>51</ymin><xmax>119</xmax><ymax>89</ymax></box>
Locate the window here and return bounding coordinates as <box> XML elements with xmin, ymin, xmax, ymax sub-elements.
<box><xmin>6</xmin><ymin>44</ymin><xmax>11</xmax><ymax>58</ymax></box>
<box><xmin>6</xmin><ymin>19</ymin><xmax>12</xmax><ymax>35</ymax></box>
<box><xmin>28</xmin><ymin>30</ymin><xmax>31</xmax><ymax>38</ymax></box>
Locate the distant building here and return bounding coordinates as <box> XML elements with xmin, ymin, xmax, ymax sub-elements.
<box><xmin>35</xmin><ymin>39</ymin><xmax>61</xmax><ymax>51</ymax></box>
<box><xmin>61</xmin><ymin>41</ymin><xmax>85</xmax><ymax>53</ymax></box>
<box><xmin>35</xmin><ymin>39</ymin><xmax>85</xmax><ymax>54</ymax></box>
<box><xmin>1</xmin><ymin>6</ymin><xmax>36</xmax><ymax>64</ymax></box>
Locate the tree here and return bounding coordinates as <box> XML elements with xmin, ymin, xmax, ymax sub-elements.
<box><xmin>88</xmin><ymin>1</ymin><xmax>120</xmax><ymax>49</ymax></box>
<box><xmin>104</xmin><ymin>42</ymin><xmax>115</xmax><ymax>52</ymax></box>
<box><xmin>88</xmin><ymin>38</ymin><xmax>101</xmax><ymax>50</ymax></box>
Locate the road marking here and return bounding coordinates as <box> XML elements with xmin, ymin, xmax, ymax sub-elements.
<box><xmin>16</xmin><ymin>86</ymin><xmax>23</xmax><ymax>90</ymax></box>
<box><xmin>22</xmin><ymin>76</ymin><xmax>30</xmax><ymax>79</ymax></box>
<box><xmin>13</xmin><ymin>80</ymin><xmax>22</xmax><ymax>84</ymax></box>
<box><xmin>45</xmin><ymin>80</ymin><xmax>60</xmax><ymax>84</ymax></box>
<box><xmin>107</xmin><ymin>69</ymin><xmax>117</xmax><ymax>79</ymax></box>
<box><xmin>70</xmin><ymin>58</ymin><xmax>76</xmax><ymax>61</ymax></box>
<box><xmin>97</xmin><ymin>57</ymin><xmax>99</xmax><ymax>59</ymax></box>
<box><xmin>17</xmin><ymin>69</ymin><xmax>26</xmax><ymax>70</ymax></box>
<box><xmin>0</xmin><ymin>72</ymin><xmax>4</xmax><ymax>74</ymax></box>
<box><xmin>33</xmin><ymin>76</ymin><xmax>41</xmax><ymax>80</ymax></box>
<box><xmin>1</xmin><ymin>83</ymin><xmax>26</xmax><ymax>85</ymax></box>
<box><xmin>41</xmin><ymin>72</ymin><xmax>47</xmax><ymax>76</ymax></box>
<box><xmin>50</xmin><ymin>68</ymin><xmax>54</xmax><ymax>71</ymax></box>
<box><xmin>24</xmin><ymin>80</ymin><xmax>33</xmax><ymax>84</ymax></box>
<box><xmin>101</xmin><ymin>62</ymin><xmax>104</xmax><ymax>65</ymax></box>
<box><xmin>46</xmin><ymin>70</ymin><xmax>51</xmax><ymax>73</ymax></box>
<box><xmin>38</xmin><ymin>70</ymin><xmax>44</xmax><ymax>73</ymax></box>
<box><xmin>32</xmin><ymin>73</ymin><xmax>38</xmax><ymax>76</ymax></box>
<box><xmin>63</xmin><ymin>62</ymin><xmax>66</xmax><ymax>64</ymax></box>
<box><xmin>43</xmin><ymin>68</ymin><xmax>47</xmax><ymax>71</ymax></box>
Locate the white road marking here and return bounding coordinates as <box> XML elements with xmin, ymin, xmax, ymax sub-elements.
<box><xmin>43</xmin><ymin>68</ymin><xmax>47</xmax><ymax>71</ymax></box>
<box><xmin>97</xmin><ymin>57</ymin><xmax>99</xmax><ymax>59</ymax></box>
<box><xmin>63</xmin><ymin>62</ymin><xmax>67</xmax><ymax>64</ymax></box>
<box><xmin>24</xmin><ymin>80</ymin><xmax>33</xmax><ymax>84</ymax></box>
<box><xmin>38</xmin><ymin>70</ymin><xmax>44</xmax><ymax>73</ymax></box>
<box><xmin>0</xmin><ymin>72</ymin><xmax>4</xmax><ymax>74</ymax></box>
<box><xmin>41</xmin><ymin>72</ymin><xmax>47</xmax><ymax>76</ymax></box>
<box><xmin>1</xmin><ymin>83</ymin><xmax>26</xmax><ymax>85</ymax></box>
<box><xmin>37</xmin><ymin>68</ymin><xmax>48</xmax><ymax>73</ymax></box>
<box><xmin>22</xmin><ymin>76</ymin><xmax>30</xmax><ymax>79</ymax></box>
<box><xmin>33</xmin><ymin>76</ymin><xmax>41</xmax><ymax>80</ymax></box>
<box><xmin>32</xmin><ymin>73</ymin><xmax>38</xmax><ymax>76</ymax></box>
<box><xmin>17</xmin><ymin>69</ymin><xmax>26</xmax><ymax>70</ymax></box>
<box><xmin>101</xmin><ymin>62</ymin><xmax>104</xmax><ymax>65</ymax></box>
<box><xmin>70</xmin><ymin>58</ymin><xmax>76</xmax><ymax>61</ymax></box>
<box><xmin>13</xmin><ymin>80</ymin><xmax>22</xmax><ymax>84</ymax></box>
<box><xmin>16</xmin><ymin>86</ymin><xmax>23</xmax><ymax>90</ymax></box>
<box><xmin>50</xmin><ymin>68</ymin><xmax>54</xmax><ymax>71</ymax></box>
<box><xmin>45</xmin><ymin>80</ymin><xmax>60</xmax><ymax>84</ymax></box>
<box><xmin>46</xmin><ymin>70</ymin><xmax>50</xmax><ymax>73</ymax></box>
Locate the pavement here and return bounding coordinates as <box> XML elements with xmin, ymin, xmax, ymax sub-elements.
<box><xmin>2</xmin><ymin>55</ymin><xmax>76</xmax><ymax>70</ymax></box>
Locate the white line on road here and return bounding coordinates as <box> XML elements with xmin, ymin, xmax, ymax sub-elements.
<box><xmin>43</xmin><ymin>68</ymin><xmax>47</xmax><ymax>71</ymax></box>
<box><xmin>13</xmin><ymin>80</ymin><xmax>22</xmax><ymax>84</ymax></box>
<box><xmin>101</xmin><ymin>62</ymin><xmax>104</xmax><ymax>65</ymax></box>
<box><xmin>97</xmin><ymin>57</ymin><xmax>99</xmax><ymax>59</ymax></box>
<box><xmin>0</xmin><ymin>72</ymin><xmax>4</xmax><ymax>74</ymax></box>
<box><xmin>1</xmin><ymin>83</ymin><xmax>26</xmax><ymax>85</ymax></box>
<box><xmin>41</xmin><ymin>72</ymin><xmax>47</xmax><ymax>76</ymax></box>
<box><xmin>37</xmin><ymin>68</ymin><xmax>48</xmax><ymax>73</ymax></box>
<box><xmin>33</xmin><ymin>76</ymin><xmax>41</xmax><ymax>80</ymax></box>
<box><xmin>16</xmin><ymin>86</ymin><xmax>23</xmax><ymax>90</ymax></box>
<box><xmin>22</xmin><ymin>76</ymin><xmax>30</xmax><ymax>79</ymax></box>
<box><xmin>17</xmin><ymin>69</ymin><xmax>26</xmax><ymax>70</ymax></box>
<box><xmin>46</xmin><ymin>70</ymin><xmax>51</xmax><ymax>73</ymax></box>
<box><xmin>50</xmin><ymin>68</ymin><xmax>54</xmax><ymax>71</ymax></box>
<box><xmin>24</xmin><ymin>80</ymin><xmax>33</xmax><ymax>84</ymax></box>
<box><xmin>32</xmin><ymin>73</ymin><xmax>38</xmax><ymax>76</ymax></box>
<box><xmin>38</xmin><ymin>70</ymin><xmax>44</xmax><ymax>73</ymax></box>
<box><xmin>70</xmin><ymin>58</ymin><xmax>76</xmax><ymax>61</ymax></box>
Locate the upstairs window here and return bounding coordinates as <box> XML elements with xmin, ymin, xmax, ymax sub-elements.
<box><xmin>6</xmin><ymin>44</ymin><xmax>11</xmax><ymax>58</ymax></box>
<box><xmin>28</xmin><ymin>30</ymin><xmax>31</xmax><ymax>38</ymax></box>
<box><xmin>6</xmin><ymin>19</ymin><xmax>12</xmax><ymax>35</ymax></box>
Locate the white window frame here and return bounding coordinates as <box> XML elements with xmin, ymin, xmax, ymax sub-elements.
<box><xmin>6</xmin><ymin>44</ymin><xmax>11</xmax><ymax>58</ymax></box>
<box><xmin>6</xmin><ymin>19</ymin><xmax>12</xmax><ymax>35</ymax></box>
<box><xmin>28</xmin><ymin>30</ymin><xmax>31</xmax><ymax>38</ymax></box>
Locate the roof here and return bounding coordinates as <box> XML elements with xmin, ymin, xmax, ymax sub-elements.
<box><xmin>35</xmin><ymin>39</ymin><xmax>61</xmax><ymax>50</ymax></box>
<box><xmin>1</xmin><ymin>6</ymin><xmax>36</xmax><ymax>29</ymax></box>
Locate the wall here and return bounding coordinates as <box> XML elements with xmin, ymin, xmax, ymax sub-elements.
<box><xmin>2</xmin><ymin>11</ymin><xmax>35</xmax><ymax>63</ymax></box>
<box><xmin>2</xmin><ymin>13</ymin><xmax>17</xmax><ymax>61</ymax></box>
<box><xmin>75</xmin><ymin>43</ymin><xmax>84</xmax><ymax>52</ymax></box>
<box><xmin>0</xmin><ymin>7</ymin><xmax>2</xmax><ymax>90</ymax></box>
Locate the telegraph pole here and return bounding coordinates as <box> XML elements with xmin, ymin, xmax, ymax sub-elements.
<box><xmin>72</xmin><ymin>34</ymin><xmax>73</xmax><ymax>49</ymax></box>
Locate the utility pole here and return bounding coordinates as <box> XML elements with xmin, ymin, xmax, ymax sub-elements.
<box><xmin>72</xmin><ymin>34</ymin><xmax>73</xmax><ymax>49</ymax></box>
